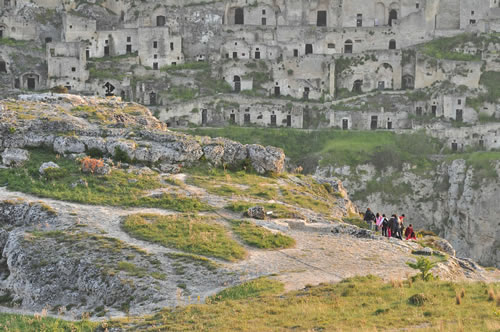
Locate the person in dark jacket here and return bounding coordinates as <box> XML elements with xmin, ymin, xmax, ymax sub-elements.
<box><xmin>363</xmin><ymin>208</ymin><xmax>375</xmax><ymax>229</ymax></box>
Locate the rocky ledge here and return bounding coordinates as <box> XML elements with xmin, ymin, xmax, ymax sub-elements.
<box><xmin>0</xmin><ymin>94</ymin><xmax>285</xmax><ymax>174</ymax></box>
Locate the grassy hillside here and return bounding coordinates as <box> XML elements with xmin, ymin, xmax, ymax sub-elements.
<box><xmin>8</xmin><ymin>276</ymin><xmax>497</xmax><ymax>331</ymax></box>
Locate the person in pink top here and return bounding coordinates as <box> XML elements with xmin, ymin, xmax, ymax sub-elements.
<box><xmin>375</xmin><ymin>213</ymin><xmax>383</xmax><ymax>231</ymax></box>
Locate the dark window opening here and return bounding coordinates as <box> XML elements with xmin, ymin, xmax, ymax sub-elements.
<box><xmin>230</xmin><ymin>113</ymin><xmax>236</xmax><ymax>124</ymax></box>
<box><xmin>303</xmin><ymin>87</ymin><xmax>310</xmax><ymax>100</ymax></box>
<box><xmin>470</xmin><ymin>19</ymin><xmax>476</xmax><ymax>24</ymax></box>
<box><xmin>344</xmin><ymin>40</ymin><xmax>353</xmax><ymax>53</ymax></box>
<box><xmin>232</xmin><ymin>52</ymin><xmax>237</xmax><ymax>59</ymax></box>
<box><xmin>378</xmin><ymin>81</ymin><xmax>385</xmax><ymax>90</ymax></box>
<box><xmin>233</xmin><ymin>75</ymin><xmax>241</xmax><ymax>92</ymax></box>
<box><xmin>270</xmin><ymin>114</ymin><xmax>277</xmax><ymax>126</ymax></box>
<box><xmin>456</xmin><ymin>109</ymin><xmax>463</xmax><ymax>122</ymax></box>
<box><xmin>305</xmin><ymin>44</ymin><xmax>313</xmax><ymax>55</ymax></box>
<box><xmin>170</xmin><ymin>42</ymin><xmax>174</xmax><ymax>51</ymax></box>
<box><xmin>402</xmin><ymin>75</ymin><xmax>414</xmax><ymax>90</ymax></box>
<box><xmin>389</xmin><ymin>39</ymin><xmax>396</xmax><ymax>49</ymax></box>
<box><xmin>451</xmin><ymin>142</ymin><xmax>458</xmax><ymax>151</ymax></box>
<box><xmin>432</xmin><ymin>105</ymin><xmax>437</xmax><ymax>116</ymax></box>
<box><xmin>0</xmin><ymin>61</ymin><xmax>6</xmax><ymax>73</ymax></box>
<box><xmin>353</xmin><ymin>79</ymin><xmax>363</xmax><ymax>93</ymax></box>
<box><xmin>71</xmin><ymin>67</ymin><xmax>76</xmax><ymax>72</ymax></box>
<box><xmin>104</xmin><ymin>46</ymin><xmax>109</xmax><ymax>56</ymax></box>
<box><xmin>244</xmin><ymin>113</ymin><xmax>250</xmax><ymax>125</ymax></box>
<box><xmin>286</xmin><ymin>115</ymin><xmax>292</xmax><ymax>127</ymax></box>
<box><xmin>356</xmin><ymin>14</ymin><xmax>362</xmax><ymax>27</ymax></box>
<box><xmin>262</xmin><ymin>17</ymin><xmax>266</xmax><ymax>25</ymax></box>
<box><xmin>127</xmin><ymin>36</ymin><xmax>131</xmax><ymax>42</ymax></box>
<box><xmin>45</xmin><ymin>37</ymin><xmax>52</xmax><ymax>43</ymax></box>
<box><xmin>254</xmin><ymin>51</ymin><xmax>260</xmax><ymax>59</ymax></box>
<box><xmin>86</xmin><ymin>49</ymin><xmax>90</xmax><ymax>59</ymax></box>
<box><xmin>317</xmin><ymin>11</ymin><xmax>327</xmax><ymax>27</ymax></box>
<box><xmin>14</xmin><ymin>78</ymin><xmax>20</xmax><ymax>89</ymax></box>
<box><xmin>416</xmin><ymin>107</ymin><xmax>422</xmax><ymax>116</ymax></box>
<box><xmin>149</xmin><ymin>92</ymin><xmax>157</xmax><ymax>105</ymax></box>
<box><xmin>389</xmin><ymin>9</ymin><xmax>398</xmax><ymax>26</ymax></box>
<box><xmin>293</xmin><ymin>49</ymin><xmax>298</xmax><ymax>57</ymax></box>
<box><xmin>153</xmin><ymin>41</ymin><xmax>158</xmax><ymax>49</ymax></box>
<box><xmin>153</xmin><ymin>62</ymin><xmax>158</xmax><ymax>70</ymax></box>
<box><xmin>157</xmin><ymin>16</ymin><xmax>166</xmax><ymax>26</ymax></box>
<box><xmin>328</xmin><ymin>43</ymin><xmax>335</xmax><ymax>49</ymax></box>
<box><xmin>342</xmin><ymin>119</ymin><xmax>349</xmax><ymax>130</ymax></box>
<box><xmin>126</xmin><ymin>44</ymin><xmax>132</xmax><ymax>54</ymax></box>
<box><xmin>387</xmin><ymin>121</ymin><xmax>393</xmax><ymax>129</ymax></box>
<box><xmin>235</xmin><ymin>8</ymin><xmax>244</xmax><ymax>24</ymax></box>
<box><xmin>202</xmin><ymin>109</ymin><xmax>208</xmax><ymax>125</ymax></box>
<box><xmin>274</xmin><ymin>86</ymin><xmax>280</xmax><ymax>96</ymax></box>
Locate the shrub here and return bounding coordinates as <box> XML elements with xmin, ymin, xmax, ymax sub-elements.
<box><xmin>51</xmin><ymin>85</ymin><xmax>68</xmax><ymax>94</ymax></box>
<box><xmin>113</xmin><ymin>146</ymin><xmax>132</xmax><ymax>163</ymax></box>
<box><xmin>407</xmin><ymin>257</ymin><xmax>436</xmax><ymax>281</ymax></box>
<box><xmin>43</xmin><ymin>167</ymin><xmax>68</xmax><ymax>180</ymax></box>
<box><xmin>80</xmin><ymin>157</ymin><xmax>104</xmax><ymax>174</ymax></box>
<box><xmin>408</xmin><ymin>293</ymin><xmax>428</xmax><ymax>306</ymax></box>
<box><xmin>87</xmin><ymin>147</ymin><xmax>104</xmax><ymax>159</ymax></box>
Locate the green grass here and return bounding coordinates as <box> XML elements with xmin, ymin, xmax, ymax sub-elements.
<box><xmin>116</xmin><ymin>261</ymin><xmax>147</xmax><ymax>278</ymax></box>
<box><xmin>110</xmin><ymin>275</ymin><xmax>500</xmax><ymax>331</ymax></box>
<box><xmin>342</xmin><ymin>216</ymin><xmax>370</xmax><ymax>230</ymax></box>
<box><xmin>229</xmin><ymin>220</ymin><xmax>295</xmax><ymax>249</ymax></box>
<box><xmin>419</xmin><ymin>33</ymin><xmax>483</xmax><ymax>61</ymax></box>
<box><xmin>0</xmin><ymin>313</ymin><xmax>100</xmax><ymax>332</ymax></box>
<box><xmin>0</xmin><ymin>149</ymin><xmax>211</xmax><ymax>212</ymax></box>
<box><xmin>225</xmin><ymin>201</ymin><xmax>301</xmax><ymax>219</ymax></box>
<box><xmin>180</xmin><ymin>128</ymin><xmax>441</xmax><ymax>171</ymax></box>
<box><xmin>121</xmin><ymin>214</ymin><xmax>246</xmax><ymax>261</ymax></box>
<box><xmin>209</xmin><ymin>277</ymin><xmax>284</xmax><ymax>302</ymax></box>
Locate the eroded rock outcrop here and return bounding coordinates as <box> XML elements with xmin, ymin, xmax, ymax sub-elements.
<box><xmin>0</xmin><ymin>96</ymin><xmax>285</xmax><ymax>174</ymax></box>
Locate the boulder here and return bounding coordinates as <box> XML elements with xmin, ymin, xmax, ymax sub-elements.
<box><xmin>53</xmin><ymin>136</ymin><xmax>86</xmax><ymax>154</ymax></box>
<box><xmin>203</xmin><ymin>144</ymin><xmax>225</xmax><ymax>166</ymax></box>
<box><xmin>247</xmin><ymin>145</ymin><xmax>285</xmax><ymax>174</ymax></box>
<box><xmin>432</xmin><ymin>237</ymin><xmax>456</xmax><ymax>257</ymax></box>
<box><xmin>159</xmin><ymin>163</ymin><xmax>181</xmax><ymax>174</ymax></box>
<box><xmin>247</xmin><ymin>206</ymin><xmax>266</xmax><ymax>220</ymax></box>
<box><xmin>106</xmin><ymin>139</ymin><xmax>136</xmax><ymax>161</ymax></box>
<box><xmin>412</xmin><ymin>247</ymin><xmax>433</xmax><ymax>256</ymax></box>
<box><xmin>39</xmin><ymin>162</ymin><xmax>60</xmax><ymax>175</ymax></box>
<box><xmin>1</xmin><ymin>148</ymin><xmax>29</xmax><ymax>167</ymax></box>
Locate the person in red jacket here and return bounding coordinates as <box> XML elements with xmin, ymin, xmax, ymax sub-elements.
<box><xmin>405</xmin><ymin>224</ymin><xmax>416</xmax><ymax>240</ymax></box>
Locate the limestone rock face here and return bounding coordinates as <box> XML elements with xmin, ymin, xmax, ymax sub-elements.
<box><xmin>39</xmin><ymin>161</ymin><xmax>60</xmax><ymax>175</ymax></box>
<box><xmin>1</xmin><ymin>148</ymin><xmax>29</xmax><ymax>167</ymax></box>
<box><xmin>247</xmin><ymin>145</ymin><xmax>285</xmax><ymax>174</ymax></box>
<box><xmin>203</xmin><ymin>144</ymin><xmax>225</xmax><ymax>166</ymax></box>
<box><xmin>53</xmin><ymin>136</ymin><xmax>86</xmax><ymax>155</ymax></box>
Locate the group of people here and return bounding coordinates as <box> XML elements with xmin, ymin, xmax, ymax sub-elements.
<box><xmin>363</xmin><ymin>208</ymin><xmax>417</xmax><ymax>241</ymax></box>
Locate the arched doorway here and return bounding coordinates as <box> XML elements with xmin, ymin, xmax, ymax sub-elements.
<box><xmin>233</xmin><ymin>75</ymin><xmax>241</xmax><ymax>92</ymax></box>
<box><xmin>149</xmin><ymin>92</ymin><xmax>156</xmax><ymax>106</ymax></box>
<box><xmin>235</xmin><ymin>8</ymin><xmax>244</xmax><ymax>25</ymax></box>
<box><xmin>353</xmin><ymin>80</ymin><xmax>363</xmax><ymax>93</ymax></box>
<box><xmin>389</xmin><ymin>39</ymin><xmax>396</xmax><ymax>49</ymax></box>
<box><xmin>344</xmin><ymin>40</ymin><xmax>353</xmax><ymax>54</ymax></box>
<box><xmin>0</xmin><ymin>60</ymin><xmax>6</xmax><ymax>73</ymax></box>
<box><xmin>389</xmin><ymin>9</ymin><xmax>398</xmax><ymax>26</ymax></box>
<box><xmin>0</xmin><ymin>24</ymin><xmax>7</xmax><ymax>39</ymax></box>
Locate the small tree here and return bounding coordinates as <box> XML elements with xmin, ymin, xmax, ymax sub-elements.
<box><xmin>407</xmin><ymin>257</ymin><xmax>436</xmax><ymax>281</ymax></box>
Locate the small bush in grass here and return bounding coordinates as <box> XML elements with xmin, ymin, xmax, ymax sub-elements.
<box><xmin>51</xmin><ymin>85</ymin><xmax>68</xmax><ymax>94</ymax></box>
<box><xmin>43</xmin><ymin>167</ymin><xmax>68</xmax><ymax>180</ymax></box>
<box><xmin>408</xmin><ymin>293</ymin><xmax>428</xmax><ymax>306</ymax></box>
<box><xmin>407</xmin><ymin>257</ymin><xmax>436</xmax><ymax>281</ymax></box>
<box><xmin>114</xmin><ymin>146</ymin><xmax>132</xmax><ymax>163</ymax></box>
<box><xmin>80</xmin><ymin>157</ymin><xmax>104</xmax><ymax>174</ymax></box>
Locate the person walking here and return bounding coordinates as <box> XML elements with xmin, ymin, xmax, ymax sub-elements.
<box><xmin>375</xmin><ymin>213</ymin><xmax>383</xmax><ymax>231</ymax></box>
<box><xmin>363</xmin><ymin>208</ymin><xmax>376</xmax><ymax>230</ymax></box>
<box><xmin>381</xmin><ymin>214</ymin><xmax>388</xmax><ymax>237</ymax></box>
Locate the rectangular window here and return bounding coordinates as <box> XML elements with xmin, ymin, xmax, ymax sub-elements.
<box><xmin>470</xmin><ymin>19</ymin><xmax>476</xmax><ymax>24</ymax></box>
<box><xmin>356</xmin><ymin>14</ymin><xmax>363</xmax><ymax>27</ymax></box>
<box><xmin>170</xmin><ymin>42</ymin><xmax>174</xmax><ymax>51</ymax></box>
<box><xmin>71</xmin><ymin>67</ymin><xmax>76</xmax><ymax>72</ymax></box>
<box><xmin>127</xmin><ymin>36</ymin><xmax>131</xmax><ymax>42</ymax></box>
<box><xmin>317</xmin><ymin>11</ymin><xmax>327</xmax><ymax>27</ymax></box>
<box><xmin>293</xmin><ymin>49</ymin><xmax>298</xmax><ymax>57</ymax></box>
<box><xmin>262</xmin><ymin>9</ymin><xmax>266</xmax><ymax>15</ymax></box>
<box><xmin>153</xmin><ymin>62</ymin><xmax>158</xmax><ymax>70</ymax></box>
<box><xmin>327</xmin><ymin>43</ymin><xmax>335</xmax><ymax>49</ymax></box>
<box><xmin>262</xmin><ymin>17</ymin><xmax>266</xmax><ymax>25</ymax></box>
<box><xmin>153</xmin><ymin>41</ymin><xmax>158</xmax><ymax>48</ymax></box>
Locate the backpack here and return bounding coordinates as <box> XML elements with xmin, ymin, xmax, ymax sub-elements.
<box><xmin>382</xmin><ymin>218</ymin><xmax>388</xmax><ymax>227</ymax></box>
